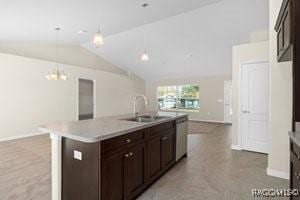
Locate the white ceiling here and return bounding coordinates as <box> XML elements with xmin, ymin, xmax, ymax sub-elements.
<box><xmin>0</xmin><ymin>0</ymin><xmax>223</xmax><ymax>43</ymax></box>
<box><xmin>83</xmin><ymin>0</ymin><xmax>269</xmax><ymax>80</ymax></box>
<box><xmin>1</xmin><ymin>0</ymin><xmax>268</xmax><ymax>80</ymax></box>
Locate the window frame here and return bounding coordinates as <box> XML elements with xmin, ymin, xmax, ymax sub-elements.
<box><xmin>157</xmin><ymin>84</ymin><xmax>200</xmax><ymax>113</ymax></box>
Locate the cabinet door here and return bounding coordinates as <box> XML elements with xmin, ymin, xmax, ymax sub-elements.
<box><xmin>101</xmin><ymin>151</ymin><xmax>126</xmax><ymax>200</ymax></box>
<box><xmin>125</xmin><ymin>142</ymin><xmax>147</xmax><ymax>199</ymax></box>
<box><xmin>291</xmin><ymin>152</ymin><xmax>300</xmax><ymax>200</ymax></box>
<box><xmin>161</xmin><ymin>130</ymin><xmax>175</xmax><ymax>168</ymax></box>
<box><xmin>148</xmin><ymin>135</ymin><xmax>163</xmax><ymax>179</ymax></box>
<box><xmin>282</xmin><ymin>6</ymin><xmax>291</xmax><ymax>50</ymax></box>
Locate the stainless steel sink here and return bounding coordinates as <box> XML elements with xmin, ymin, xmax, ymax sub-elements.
<box><xmin>121</xmin><ymin>115</ymin><xmax>170</xmax><ymax>123</ymax></box>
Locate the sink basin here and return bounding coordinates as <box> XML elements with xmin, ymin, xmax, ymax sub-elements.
<box><xmin>121</xmin><ymin>115</ymin><xmax>170</xmax><ymax>123</ymax></box>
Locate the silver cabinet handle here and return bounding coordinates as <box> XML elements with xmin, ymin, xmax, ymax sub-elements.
<box><xmin>125</xmin><ymin>139</ymin><xmax>131</xmax><ymax>143</ymax></box>
<box><xmin>162</xmin><ymin>136</ymin><xmax>167</xmax><ymax>141</ymax></box>
<box><xmin>295</xmin><ymin>172</ymin><xmax>300</xmax><ymax>179</ymax></box>
<box><xmin>129</xmin><ymin>152</ymin><xmax>133</xmax><ymax>157</ymax></box>
<box><xmin>242</xmin><ymin>110</ymin><xmax>250</xmax><ymax>114</ymax></box>
<box><xmin>124</xmin><ymin>153</ymin><xmax>129</xmax><ymax>158</ymax></box>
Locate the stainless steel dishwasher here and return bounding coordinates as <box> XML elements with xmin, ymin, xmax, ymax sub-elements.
<box><xmin>176</xmin><ymin>117</ymin><xmax>188</xmax><ymax>161</ymax></box>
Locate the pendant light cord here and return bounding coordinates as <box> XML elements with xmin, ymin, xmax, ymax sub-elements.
<box><xmin>56</xmin><ymin>28</ymin><xmax>60</xmax><ymax>70</ymax></box>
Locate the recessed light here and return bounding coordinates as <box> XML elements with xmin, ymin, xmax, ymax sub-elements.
<box><xmin>142</xmin><ymin>3</ymin><xmax>150</xmax><ymax>8</ymax></box>
<box><xmin>77</xmin><ymin>30</ymin><xmax>88</xmax><ymax>34</ymax></box>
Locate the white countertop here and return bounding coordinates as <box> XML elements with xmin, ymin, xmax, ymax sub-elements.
<box><xmin>38</xmin><ymin>112</ymin><xmax>188</xmax><ymax>143</ymax></box>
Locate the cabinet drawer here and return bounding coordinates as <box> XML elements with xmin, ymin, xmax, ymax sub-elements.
<box><xmin>291</xmin><ymin>140</ymin><xmax>300</xmax><ymax>160</ymax></box>
<box><xmin>149</xmin><ymin>121</ymin><xmax>175</xmax><ymax>138</ymax></box>
<box><xmin>101</xmin><ymin>130</ymin><xmax>146</xmax><ymax>154</ymax></box>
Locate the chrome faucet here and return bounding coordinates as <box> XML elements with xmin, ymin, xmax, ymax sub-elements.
<box><xmin>133</xmin><ymin>94</ymin><xmax>149</xmax><ymax>117</ymax></box>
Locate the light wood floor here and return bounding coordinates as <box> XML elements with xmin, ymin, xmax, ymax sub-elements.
<box><xmin>0</xmin><ymin>123</ymin><xmax>288</xmax><ymax>200</ymax></box>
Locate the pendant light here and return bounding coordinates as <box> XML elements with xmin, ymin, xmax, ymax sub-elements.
<box><xmin>92</xmin><ymin>27</ymin><xmax>104</xmax><ymax>47</ymax></box>
<box><xmin>46</xmin><ymin>28</ymin><xmax>68</xmax><ymax>81</ymax></box>
<box><xmin>141</xmin><ymin>3</ymin><xmax>150</xmax><ymax>62</ymax></box>
<box><xmin>141</xmin><ymin>50</ymin><xmax>149</xmax><ymax>61</ymax></box>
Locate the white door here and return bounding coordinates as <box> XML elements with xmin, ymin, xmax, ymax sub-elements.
<box><xmin>224</xmin><ymin>80</ymin><xmax>233</xmax><ymax>123</ymax></box>
<box><xmin>241</xmin><ymin>62</ymin><xmax>269</xmax><ymax>154</ymax></box>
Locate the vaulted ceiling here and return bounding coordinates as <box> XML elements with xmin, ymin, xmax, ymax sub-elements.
<box><xmin>82</xmin><ymin>0</ymin><xmax>269</xmax><ymax>80</ymax></box>
<box><xmin>1</xmin><ymin>0</ymin><xmax>269</xmax><ymax>80</ymax></box>
<box><xmin>1</xmin><ymin>0</ymin><xmax>223</xmax><ymax>43</ymax></box>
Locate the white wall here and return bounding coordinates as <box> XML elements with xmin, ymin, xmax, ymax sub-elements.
<box><xmin>267</xmin><ymin>0</ymin><xmax>293</xmax><ymax>178</ymax></box>
<box><xmin>0</xmin><ymin>53</ymin><xmax>145</xmax><ymax>141</ymax></box>
<box><xmin>146</xmin><ymin>74</ymin><xmax>231</xmax><ymax>122</ymax></box>
<box><xmin>232</xmin><ymin>41</ymin><xmax>269</xmax><ymax>147</ymax></box>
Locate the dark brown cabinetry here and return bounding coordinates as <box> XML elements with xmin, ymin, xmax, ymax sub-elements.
<box><xmin>275</xmin><ymin>0</ymin><xmax>300</xmax><ymax>127</ymax></box>
<box><xmin>290</xmin><ymin>140</ymin><xmax>300</xmax><ymax>199</ymax></box>
<box><xmin>101</xmin><ymin>142</ymin><xmax>147</xmax><ymax>200</ymax></box>
<box><xmin>148</xmin><ymin>128</ymin><xmax>175</xmax><ymax>182</ymax></box>
<box><xmin>277</xmin><ymin>0</ymin><xmax>300</xmax><ymax>195</ymax></box>
<box><xmin>62</xmin><ymin>120</ymin><xmax>178</xmax><ymax>200</ymax></box>
<box><xmin>125</xmin><ymin>142</ymin><xmax>147</xmax><ymax>199</ymax></box>
<box><xmin>62</xmin><ymin>138</ymin><xmax>99</xmax><ymax>200</ymax></box>
<box><xmin>275</xmin><ymin>0</ymin><xmax>292</xmax><ymax>62</ymax></box>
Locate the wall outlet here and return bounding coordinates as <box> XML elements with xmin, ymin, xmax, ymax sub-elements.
<box><xmin>74</xmin><ymin>150</ymin><xmax>82</xmax><ymax>160</ymax></box>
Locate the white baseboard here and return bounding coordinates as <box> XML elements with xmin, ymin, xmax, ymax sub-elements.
<box><xmin>0</xmin><ymin>132</ymin><xmax>47</xmax><ymax>142</ymax></box>
<box><xmin>267</xmin><ymin>168</ymin><xmax>289</xmax><ymax>180</ymax></box>
<box><xmin>231</xmin><ymin>144</ymin><xmax>242</xmax><ymax>151</ymax></box>
<box><xmin>189</xmin><ymin>119</ymin><xmax>226</xmax><ymax>123</ymax></box>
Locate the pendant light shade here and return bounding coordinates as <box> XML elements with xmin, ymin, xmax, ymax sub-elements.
<box><xmin>141</xmin><ymin>50</ymin><xmax>149</xmax><ymax>61</ymax></box>
<box><xmin>46</xmin><ymin>28</ymin><xmax>68</xmax><ymax>81</ymax></box>
<box><xmin>92</xmin><ymin>28</ymin><xmax>104</xmax><ymax>47</ymax></box>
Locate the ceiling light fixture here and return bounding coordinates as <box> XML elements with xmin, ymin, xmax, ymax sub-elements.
<box><xmin>141</xmin><ymin>50</ymin><xmax>149</xmax><ymax>61</ymax></box>
<box><xmin>140</xmin><ymin>3</ymin><xmax>150</xmax><ymax>62</ymax></box>
<box><xmin>92</xmin><ymin>26</ymin><xmax>104</xmax><ymax>47</ymax></box>
<box><xmin>45</xmin><ymin>28</ymin><xmax>68</xmax><ymax>81</ymax></box>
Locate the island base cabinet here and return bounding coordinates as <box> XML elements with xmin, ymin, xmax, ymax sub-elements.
<box><xmin>148</xmin><ymin>128</ymin><xmax>176</xmax><ymax>183</ymax></box>
<box><xmin>62</xmin><ymin>138</ymin><xmax>99</xmax><ymax>200</ymax></box>
<box><xmin>148</xmin><ymin>136</ymin><xmax>163</xmax><ymax>179</ymax></box>
<box><xmin>125</xmin><ymin>142</ymin><xmax>147</xmax><ymax>199</ymax></box>
<box><xmin>101</xmin><ymin>141</ymin><xmax>147</xmax><ymax>200</ymax></box>
<box><xmin>62</xmin><ymin>120</ymin><xmax>179</xmax><ymax>200</ymax></box>
<box><xmin>101</xmin><ymin>150</ymin><xmax>126</xmax><ymax>200</ymax></box>
<box><xmin>162</xmin><ymin>131</ymin><xmax>175</xmax><ymax>168</ymax></box>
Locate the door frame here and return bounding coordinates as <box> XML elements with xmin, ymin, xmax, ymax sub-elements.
<box><xmin>224</xmin><ymin>80</ymin><xmax>232</xmax><ymax>123</ymax></box>
<box><xmin>77</xmin><ymin>77</ymin><xmax>97</xmax><ymax>120</ymax></box>
<box><xmin>237</xmin><ymin>59</ymin><xmax>269</xmax><ymax>151</ymax></box>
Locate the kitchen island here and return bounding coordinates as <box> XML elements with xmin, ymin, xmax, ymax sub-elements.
<box><xmin>39</xmin><ymin>112</ymin><xmax>188</xmax><ymax>200</ymax></box>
